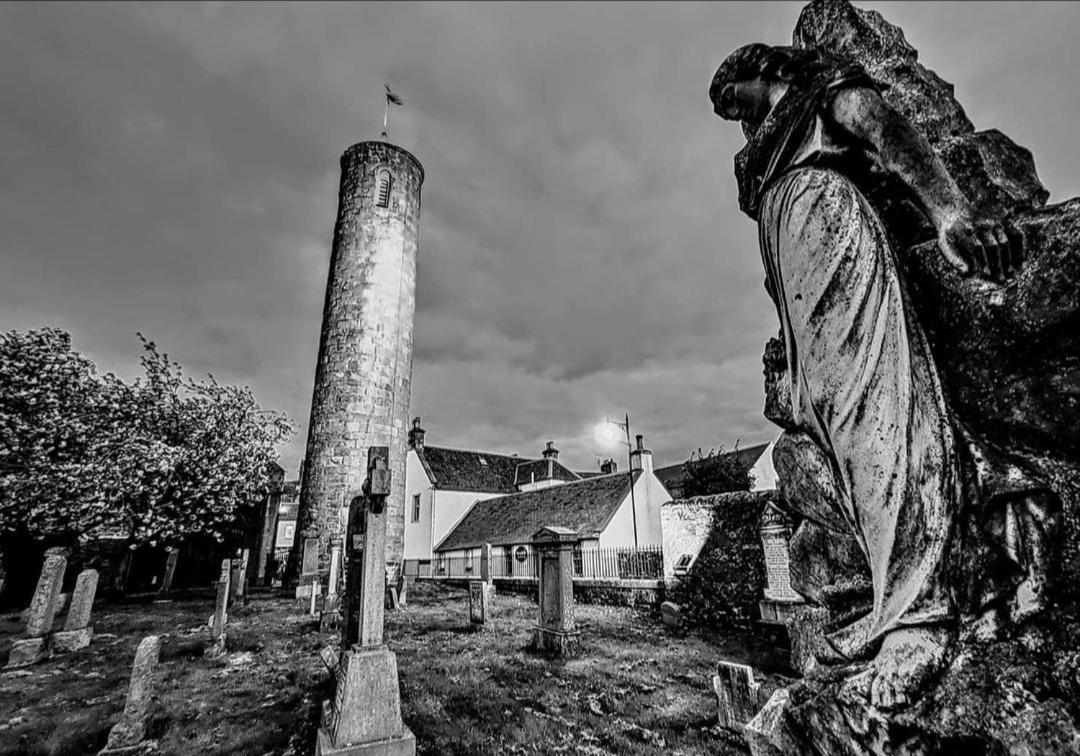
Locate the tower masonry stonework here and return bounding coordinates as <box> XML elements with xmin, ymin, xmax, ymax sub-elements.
<box><xmin>296</xmin><ymin>140</ymin><xmax>423</xmax><ymax>585</ymax></box>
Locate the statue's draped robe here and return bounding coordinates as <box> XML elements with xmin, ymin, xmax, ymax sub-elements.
<box><xmin>737</xmin><ymin>65</ymin><xmax>1057</xmax><ymax>657</ymax></box>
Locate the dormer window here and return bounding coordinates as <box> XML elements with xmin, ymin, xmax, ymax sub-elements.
<box><xmin>375</xmin><ymin>169</ymin><xmax>393</xmax><ymax>207</ymax></box>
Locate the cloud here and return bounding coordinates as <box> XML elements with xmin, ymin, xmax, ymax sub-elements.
<box><xmin>2</xmin><ymin>1</ymin><xmax>1076</xmax><ymax>473</ymax></box>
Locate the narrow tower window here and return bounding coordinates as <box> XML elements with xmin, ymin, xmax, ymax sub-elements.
<box><xmin>375</xmin><ymin>169</ymin><xmax>393</xmax><ymax>207</ymax></box>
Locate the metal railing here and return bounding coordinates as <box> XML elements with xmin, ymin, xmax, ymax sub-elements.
<box><xmin>405</xmin><ymin>545</ymin><xmax>663</xmax><ymax>582</ymax></box>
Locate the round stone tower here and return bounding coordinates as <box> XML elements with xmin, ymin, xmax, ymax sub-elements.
<box><xmin>295</xmin><ymin>140</ymin><xmax>423</xmax><ymax>589</ymax></box>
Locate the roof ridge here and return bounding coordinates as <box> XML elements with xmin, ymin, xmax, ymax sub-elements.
<box><xmin>424</xmin><ymin>444</ymin><xmax>537</xmax><ymax>462</ymax></box>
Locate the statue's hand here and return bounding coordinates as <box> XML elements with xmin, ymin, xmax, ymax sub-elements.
<box><xmin>936</xmin><ymin>208</ymin><xmax>1025</xmax><ymax>282</ymax></box>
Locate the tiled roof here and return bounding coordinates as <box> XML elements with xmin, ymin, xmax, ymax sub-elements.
<box><xmin>435</xmin><ymin>471</ymin><xmax>640</xmax><ymax>552</ymax></box>
<box><xmin>418</xmin><ymin>446</ymin><xmax>535</xmax><ymax>494</ymax></box>
<box><xmin>513</xmin><ymin>459</ymin><xmax>580</xmax><ymax>487</ymax></box>
<box><xmin>654</xmin><ymin>443</ymin><xmax>769</xmax><ymax>498</ymax></box>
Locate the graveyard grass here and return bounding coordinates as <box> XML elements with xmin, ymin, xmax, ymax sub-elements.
<box><xmin>0</xmin><ymin>581</ymin><xmax>789</xmax><ymax>755</ymax></box>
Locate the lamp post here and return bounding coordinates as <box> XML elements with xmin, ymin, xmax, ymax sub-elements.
<box><xmin>598</xmin><ymin>414</ymin><xmax>639</xmax><ymax>548</ymax></box>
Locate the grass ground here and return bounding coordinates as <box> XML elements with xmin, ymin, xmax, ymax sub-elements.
<box><xmin>0</xmin><ymin>581</ymin><xmax>790</xmax><ymax>755</ymax></box>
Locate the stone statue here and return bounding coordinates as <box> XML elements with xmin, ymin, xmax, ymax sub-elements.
<box><xmin>710</xmin><ymin>38</ymin><xmax>1061</xmax><ymax>709</ymax></box>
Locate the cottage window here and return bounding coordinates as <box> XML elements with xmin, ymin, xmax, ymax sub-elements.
<box><xmin>375</xmin><ymin>169</ymin><xmax>393</xmax><ymax>207</ymax></box>
<box><xmin>411</xmin><ymin>493</ymin><xmax>421</xmax><ymax>522</ymax></box>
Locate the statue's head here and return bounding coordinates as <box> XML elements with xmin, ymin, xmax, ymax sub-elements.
<box><xmin>710</xmin><ymin>43</ymin><xmax>835</xmax><ymax>123</ymax></box>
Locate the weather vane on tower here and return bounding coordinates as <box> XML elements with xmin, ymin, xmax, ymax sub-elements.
<box><xmin>382</xmin><ymin>83</ymin><xmax>403</xmax><ymax>139</ymax></box>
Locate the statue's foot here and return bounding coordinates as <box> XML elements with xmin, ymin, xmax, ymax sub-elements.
<box><xmin>865</xmin><ymin>625</ymin><xmax>952</xmax><ymax>711</ymax></box>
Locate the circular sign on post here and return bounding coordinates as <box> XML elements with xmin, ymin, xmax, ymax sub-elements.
<box><xmin>514</xmin><ymin>546</ymin><xmax>528</xmax><ymax>563</ymax></box>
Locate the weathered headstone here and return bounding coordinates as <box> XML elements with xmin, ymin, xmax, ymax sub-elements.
<box><xmin>757</xmin><ymin>503</ymin><xmax>804</xmax><ymax>626</ymax></box>
<box><xmin>531</xmin><ymin>527</ymin><xmax>580</xmax><ymax>656</ymax></box>
<box><xmin>468</xmin><ymin>580</ymin><xmax>493</xmax><ymax>628</ymax></box>
<box><xmin>230</xmin><ymin>549</ymin><xmax>249</xmax><ymax>604</ymax></box>
<box><xmin>99</xmin><ymin>635</ymin><xmax>160</xmax><ymax>755</ymax></box>
<box><xmin>468</xmin><ymin>543</ymin><xmax>494</xmax><ymax>629</ymax></box>
<box><xmin>5</xmin><ymin>553</ymin><xmax>66</xmax><ymax>669</ymax></box>
<box><xmin>713</xmin><ymin>661</ymin><xmax>771</xmax><ymax>731</ymax></box>
<box><xmin>296</xmin><ymin>534</ymin><xmax>320</xmax><ymax>604</ymax></box>
<box><xmin>660</xmin><ymin>601</ymin><xmax>683</xmax><ymax>629</ymax></box>
<box><xmin>208</xmin><ymin>559</ymin><xmax>230</xmax><ymax>658</ymax></box>
<box><xmin>316</xmin><ymin>447</ymin><xmax>416</xmax><ymax>756</ymax></box>
<box><xmin>396</xmin><ymin>574</ymin><xmax>409</xmax><ymax>608</ymax></box>
<box><xmin>51</xmin><ymin>569</ymin><xmax>99</xmax><ymax>653</ymax></box>
<box><xmin>310</xmin><ymin>577</ymin><xmax>322</xmax><ymax>618</ymax></box>
<box><xmin>320</xmin><ymin>541</ymin><xmax>344</xmax><ymax>632</ymax></box>
<box><xmin>160</xmin><ymin>547</ymin><xmax>180</xmax><ymax>593</ymax></box>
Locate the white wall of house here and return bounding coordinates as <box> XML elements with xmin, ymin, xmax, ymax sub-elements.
<box><xmin>596</xmin><ymin>470</ymin><xmax>666</xmax><ymax>549</ymax></box>
<box><xmin>404</xmin><ymin>448</ymin><xmax>506</xmax><ymax>562</ymax></box>
<box><xmin>749</xmin><ymin>437</ymin><xmax>780</xmax><ymax>492</ymax></box>
<box><xmin>404</xmin><ymin>450</ymin><xmax>435</xmax><ymax>561</ymax></box>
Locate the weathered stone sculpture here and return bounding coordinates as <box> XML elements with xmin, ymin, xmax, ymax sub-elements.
<box><xmin>711</xmin><ymin>0</ymin><xmax>1080</xmax><ymax>752</ymax></box>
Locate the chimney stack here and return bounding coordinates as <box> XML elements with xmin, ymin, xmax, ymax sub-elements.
<box><xmin>408</xmin><ymin>417</ymin><xmax>426</xmax><ymax>451</ymax></box>
<box><xmin>542</xmin><ymin>441</ymin><xmax>559</xmax><ymax>460</ymax></box>
<box><xmin>629</xmin><ymin>434</ymin><xmax>653</xmax><ymax>474</ymax></box>
<box><xmin>599</xmin><ymin>458</ymin><xmax>618</xmax><ymax>475</ymax></box>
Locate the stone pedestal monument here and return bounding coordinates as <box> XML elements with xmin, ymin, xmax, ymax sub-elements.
<box><xmin>294</xmin><ymin>140</ymin><xmax>424</xmax><ymax>596</ymax></box>
<box><xmin>710</xmin><ymin>0</ymin><xmax>1080</xmax><ymax>752</ymax></box>
<box><xmin>531</xmin><ymin>527</ymin><xmax>580</xmax><ymax>657</ymax></box>
<box><xmin>316</xmin><ymin>446</ymin><xmax>416</xmax><ymax>756</ymax></box>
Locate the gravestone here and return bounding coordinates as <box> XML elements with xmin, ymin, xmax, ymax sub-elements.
<box><xmin>316</xmin><ymin>446</ymin><xmax>416</xmax><ymax>756</ymax></box>
<box><xmin>757</xmin><ymin>503</ymin><xmax>804</xmax><ymax>626</ymax></box>
<box><xmin>713</xmin><ymin>661</ymin><xmax>772</xmax><ymax>731</ymax></box>
<box><xmin>5</xmin><ymin>553</ymin><xmax>66</xmax><ymax>669</ymax></box>
<box><xmin>208</xmin><ymin>559</ymin><xmax>230</xmax><ymax>658</ymax></box>
<box><xmin>660</xmin><ymin>601</ymin><xmax>683</xmax><ymax>629</ymax></box>
<box><xmin>230</xmin><ymin>549</ymin><xmax>249</xmax><ymax>604</ymax></box>
<box><xmin>51</xmin><ymin>569</ymin><xmax>98</xmax><ymax>653</ymax></box>
<box><xmin>310</xmin><ymin>577</ymin><xmax>322</xmax><ymax>618</ymax></box>
<box><xmin>396</xmin><ymin>574</ymin><xmax>409</xmax><ymax>608</ymax></box>
<box><xmin>99</xmin><ymin>635</ymin><xmax>160</xmax><ymax>755</ymax></box>
<box><xmin>531</xmin><ymin>527</ymin><xmax>580</xmax><ymax>656</ymax></box>
<box><xmin>321</xmin><ymin>541</ymin><xmax>344</xmax><ymax>632</ymax></box>
<box><xmin>160</xmin><ymin>547</ymin><xmax>180</xmax><ymax>593</ymax></box>
<box><xmin>468</xmin><ymin>543</ymin><xmax>494</xmax><ymax>628</ymax></box>
<box><xmin>296</xmin><ymin>534</ymin><xmax>320</xmax><ymax>604</ymax></box>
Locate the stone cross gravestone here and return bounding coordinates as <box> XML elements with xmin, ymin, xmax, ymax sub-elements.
<box><xmin>208</xmin><ymin>558</ymin><xmax>230</xmax><ymax>658</ymax></box>
<box><xmin>5</xmin><ymin>553</ymin><xmax>66</xmax><ymax>669</ymax></box>
<box><xmin>51</xmin><ymin>568</ymin><xmax>98</xmax><ymax>653</ymax></box>
<box><xmin>531</xmin><ymin>527</ymin><xmax>580</xmax><ymax>656</ymax></box>
<box><xmin>99</xmin><ymin>635</ymin><xmax>160</xmax><ymax>755</ymax></box>
<box><xmin>316</xmin><ymin>446</ymin><xmax>416</xmax><ymax>756</ymax></box>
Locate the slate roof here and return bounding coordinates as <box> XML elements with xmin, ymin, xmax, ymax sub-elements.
<box><xmin>513</xmin><ymin>458</ymin><xmax>580</xmax><ymax>487</ymax></box>
<box><xmin>435</xmin><ymin>470</ymin><xmax>641</xmax><ymax>552</ymax></box>
<box><xmin>654</xmin><ymin>443</ymin><xmax>770</xmax><ymax>499</ymax></box>
<box><xmin>417</xmin><ymin>446</ymin><xmax>535</xmax><ymax>494</ymax></box>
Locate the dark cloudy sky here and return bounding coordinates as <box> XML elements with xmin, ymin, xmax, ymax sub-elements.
<box><xmin>3</xmin><ymin>2</ymin><xmax>1079</xmax><ymax>476</ymax></box>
